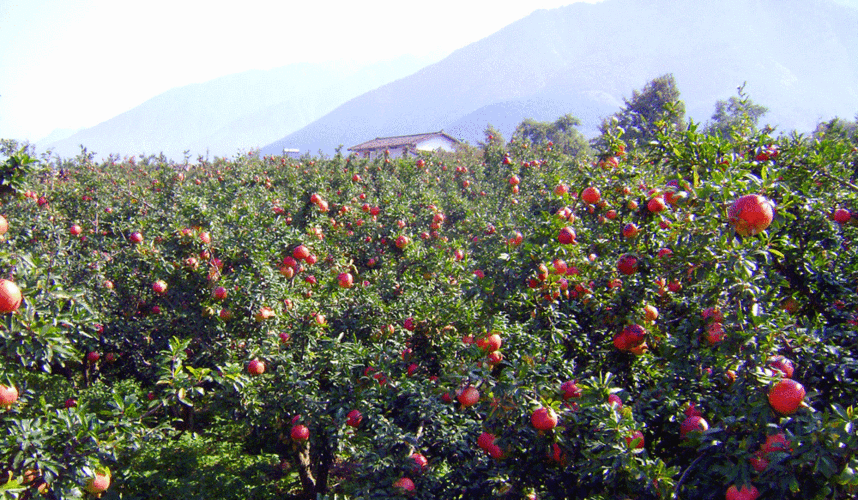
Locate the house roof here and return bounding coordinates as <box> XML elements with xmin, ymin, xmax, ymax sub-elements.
<box><xmin>348</xmin><ymin>131</ymin><xmax>460</xmax><ymax>152</ymax></box>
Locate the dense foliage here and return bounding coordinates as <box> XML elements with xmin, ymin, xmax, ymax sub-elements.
<box><xmin>1</xmin><ymin>91</ymin><xmax>857</xmax><ymax>499</ymax></box>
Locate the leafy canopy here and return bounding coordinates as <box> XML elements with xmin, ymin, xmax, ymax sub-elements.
<box><xmin>601</xmin><ymin>73</ymin><xmax>686</xmax><ymax>145</ymax></box>
<box><xmin>706</xmin><ymin>85</ymin><xmax>769</xmax><ymax>138</ymax></box>
<box><xmin>513</xmin><ymin>114</ymin><xmax>591</xmax><ymax>159</ymax></box>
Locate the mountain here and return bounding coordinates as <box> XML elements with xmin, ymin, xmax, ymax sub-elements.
<box><xmin>36</xmin><ymin>127</ymin><xmax>84</xmax><ymax>145</ymax></box>
<box><xmin>262</xmin><ymin>0</ymin><xmax>858</xmax><ymax>156</ymax></box>
<box><xmin>41</xmin><ymin>56</ymin><xmax>438</xmax><ymax>161</ymax></box>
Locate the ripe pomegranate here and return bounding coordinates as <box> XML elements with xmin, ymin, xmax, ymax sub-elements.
<box><xmin>0</xmin><ymin>279</ymin><xmax>23</xmax><ymax>313</ymax></box>
<box><xmin>549</xmin><ymin>442</ymin><xmax>567</xmax><ymax>464</ymax></box>
<box><xmin>0</xmin><ymin>384</ymin><xmax>18</xmax><ymax>409</ymax></box>
<box><xmin>291</xmin><ymin>424</ymin><xmax>310</xmax><ymax>441</ymax></box>
<box><xmin>749</xmin><ymin>450</ymin><xmax>769</xmax><ymax>472</ymax></box>
<box><xmin>647</xmin><ymin>196</ymin><xmax>666</xmax><ymax>213</ymax></box>
<box><xmin>477</xmin><ymin>431</ymin><xmax>496</xmax><ymax>451</ymax></box>
<box><xmin>560</xmin><ymin>380</ymin><xmax>582</xmax><ymax>400</ymax></box>
<box><xmin>477</xmin><ymin>432</ymin><xmax>504</xmax><ymax>458</ymax></box>
<box><xmin>558</xmin><ymin>227</ymin><xmax>576</xmax><ymax>245</ymax></box>
<box><xmin>556</xmin><ymin>206</ymin><xmax>573</xmax><ymax>220</ymax></box>
<box><xmin>247</xmin><ymin>359</ymin><xmax>265</xmax><ymax>376</ymax></box>
<box><xmin>705</xmin><ymin>322</ymin><xmax>726</xmax><ymax>345</ymax></box>
<box><xmin>293</xmin><ymin>245</ymin><xmax>310</xmax><ymax>261</ymax></box>
<box><xmin>607</xmin><ymin>394</ymin><xmax>623</xmax><ymax>409</ymax></box>
<box><xmin>531</xmin><ymin>407</ymin><xmax>558</xmax><ymax>430</ymax></box>
<box><xmin>410</xmin><ymin>452</ymin><xmax>428</xmax><ymax>472</ymax></box>
<box><xmin>643</xmin><ymin>304</ymin><xmax>659</xmax><ymax>322</ymax></box>
<box><xmin>625</xmin><ymin>430</ymin><xmax>645</xmax><ymax>449</ymax></box>
<box><xmin>768</xmin><ymin>379</ymin><xmax>805</xmax><ymax>415</ymax></box>
<box><xmin>393</xmin><ymin>477</ymin><xmax>415</xmax><ymax>493</ymax></box>
<box><xmin>617</xmin><ymin>254</ymin><xmax>639</xmax><ymax>275</ymax></box>
<box><xmin>680</xmin><ymin>415</ymin><xmax>709</xmax><ymax>439</ymax></box>
<box><xmin>337</xmin><ymin>272</ymin><xmax>354</xmax><ymax>289</ymax></box>
<box><xmin>833</xmin><ymin>208</ymin><xmax>851</xmax><ymax>224</ymax></box>
<box><xmin>725</xmin><ymin>484</ymin><xmax>759</xmax><ymax>500</ymax></box>
<box><xmin>761</xmin><ymin>432</ymin><xmax>791</xmax><ymax>455</ymax></box>
<box><xmin>83</xmin><ymin>472</ymin><xmax>111</xmax><ymax>494</ymax></box>
<box><xmin>254</xmin><ymin>307</ymin><xmax>275</xmax><ymax>322</ymax></box>
<box><xmin>702</xmin><ymin>307</ymin><xmax>724</xmax><ymax>323</ymax></box>
<box><xmin>622</xmin><ymin>223</ymin><xmax>639</xmax><ymax>239</ymax></box>
<box><xmin>622</xmin><ymin>324</ymin><xmax>646</xmax><ymax>348</ymax></box>
<box><xmin>581</xmin><ymin>186</ymin><xmax>600</xmax><ymax>204</ymax></box>
<box><xmin>479</xmin><ymin>333</ymin><xmax>502</xmax><ymax>352</ymax></box>
<box><xmin>458</xmin><ymin>386</ymin><xmax>480</xmax><ymax>407</ymax></box>
<box><xmin>613</xmin><ymin>332</ymin><xmax>632</xmax><ymax>351</ymax></box>
<box><xmin>346</xmin><ymin>409</ymin><xmax>362</xmax><ymax>428</ymax></box>
<box><xmin>728</xmin><ymin>194</ymin><xmax>774</xmax><ymax>236</ymax></box>
<box><xmin>767</xmin><ymin>355</ymin><xmax>795</xmax><ymax>378</ymax></box>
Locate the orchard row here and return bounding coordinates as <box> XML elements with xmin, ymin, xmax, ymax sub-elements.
<box><xmin>0</xmin><ymin>115</ymin><xmax>857</xmax><ymax>499</ymax></box>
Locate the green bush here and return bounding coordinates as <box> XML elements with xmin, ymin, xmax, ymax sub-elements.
<box><xmin>1</xmin><ymin>95</ymin><xmax>857</xmax><ymax>499</ymax></box>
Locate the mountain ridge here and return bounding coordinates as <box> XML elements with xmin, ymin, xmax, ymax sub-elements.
<box><xmin>39</xmin><ymin>0</ymin><xmax>858</xmax><ymax>160</ymax></box>
<box><xmin>262</xmin><ymin>0</ymin><xmax>858</xmax><ymax>156</ymax></box>
<box><xmin>41</xmin><ymin>55</ymin><xmax>439</xmax><ymax>160</ymax></box>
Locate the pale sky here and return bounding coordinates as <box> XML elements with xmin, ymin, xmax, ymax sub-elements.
<box><xmin>3</xmin><ymin>0</ymin><xmax>857</xmax><ymax>144</ymax></box>
<box><xmin>0</xmin><ymin>0</ymin><xmax>606</xmax><ymax>143</ymax></box>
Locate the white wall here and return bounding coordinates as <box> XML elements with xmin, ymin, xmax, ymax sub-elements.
<box><xmin>358</xmin><ymin>136</ymin><xmax>457</xmax><ymax>159</ymax></box>
<box><xmin>416</xmin><ymin>137</ymin><xmax>456</xmax><ymax>152</ymax></box>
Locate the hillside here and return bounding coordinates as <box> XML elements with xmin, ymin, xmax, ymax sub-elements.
<box><xmin>41</xmin><ymin>56</ymin><xmax>437</xmax><ymax>160</ymax></box>
<box><xmin>262</xmin><ymin>0</ymin><xmax>858</xmax><ymax>155</ymax></box>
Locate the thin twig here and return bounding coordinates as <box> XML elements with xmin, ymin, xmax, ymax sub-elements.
<box><xmin>673</xmin><ymin>453</ymin><xmax>707</xmax><ymax>500</ymax></box>
<box><xmin>407</xmin><ymin>420</ymin><xmax>426</xmax><ymax>456</ymax></box>
<box><xmin>815</xmin><ymin>168</ymin><xmax>858</xmax><ymax>193</ymax></box>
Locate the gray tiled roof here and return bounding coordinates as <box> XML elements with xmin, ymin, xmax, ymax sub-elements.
<box><xmin>348</xmin><ymin>131</ymin><xmax>459</xmax><ymax>152</ymax></box>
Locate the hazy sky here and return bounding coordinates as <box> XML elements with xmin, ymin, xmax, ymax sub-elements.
<box><xmin>2</xmin><ymin>0</ymin><xmax>857</xmax><ymax>144</ymax></box>
<box><xmin>0</xmin><ymin>0</ymin><xmax>607</xmax><ymax>142</ymax></box>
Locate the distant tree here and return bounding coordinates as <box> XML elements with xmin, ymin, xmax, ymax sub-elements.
<box><xmin>480</xmin><ymin>124</ymin><xmax>508</xmax><ymax>165</ymax></box>
<box><xmin>813</xmin><ymin>115</ymin><xmax>858</xmax><ymax>141</ymax></box>
<box><xmin>706</xmin><ymin>85</ymin><xmax>769</xmax><ymax>138</ymax></box>
<box><xmin>513</xmin><ymin>114</ymin><xmax>590</xmax><ymax>158</ymax></box>
<box><xmin>600</xmin><ymin>74</ymin><xmax>686</xmax><ymax>145</ymax></box>
<box><xmin>479</xmin><ymin>124</ymin><xmax>506</xmax><ymax>148</ymax></box>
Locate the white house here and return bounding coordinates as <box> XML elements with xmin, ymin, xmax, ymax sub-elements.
<box><xmin>348</xmin><ymin>131</ymin><xmax>460</xmax><ymax>159</ymax></box>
